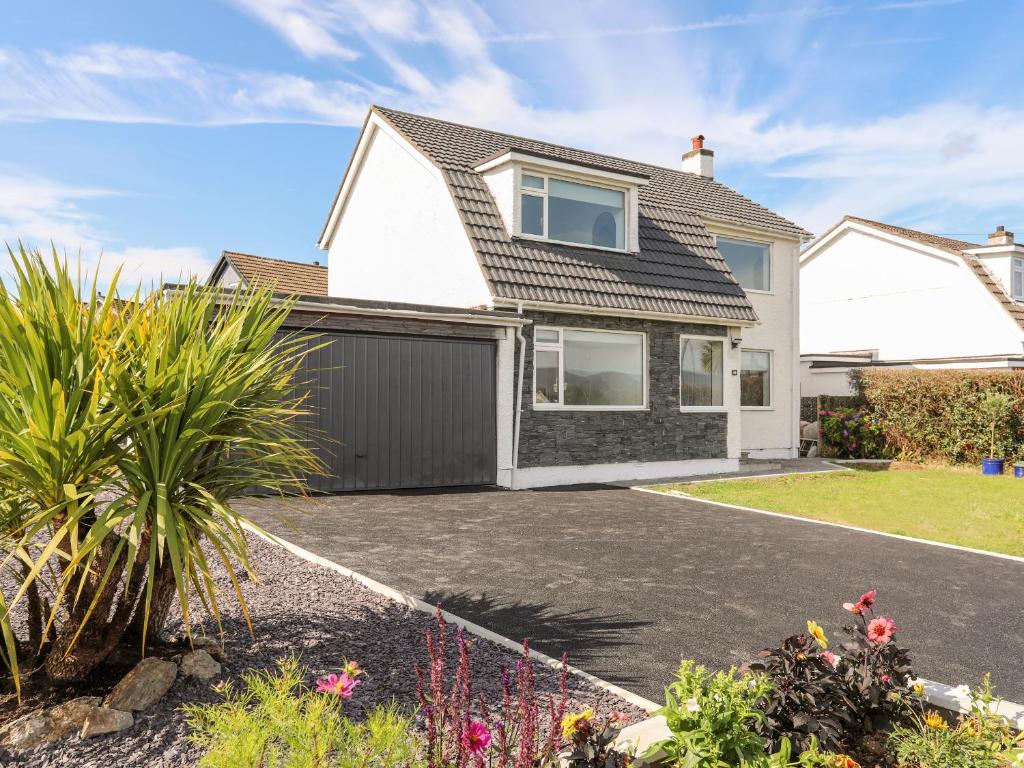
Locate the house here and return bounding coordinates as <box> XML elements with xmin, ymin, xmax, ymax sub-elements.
<box><xmin>800</xmin><ymin>216</ymin><xmax>1024</xmax><ymax>398</ymax></box>
<box><xmin>208</xmin><ymin>250</ymin><xmax>328</xmax><ymax>295</ymax></box>
<box><xmin>275</xmin><ymin>105</ymin><xmax>811</xmax><ymax>490</ymax></box>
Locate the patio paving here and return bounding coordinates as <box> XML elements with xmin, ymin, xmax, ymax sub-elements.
<box><xmin>238</xmin><ymin>485</ymin><xmax>1024</xmax><ymax>703</ymax></box>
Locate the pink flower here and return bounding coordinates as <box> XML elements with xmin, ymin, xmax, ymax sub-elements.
<box><xmin>819</xmin><ymin>651</ymin><xmax>839</xmax><ymax>670</ymax></box>
<box><xmin>466</xmin><ymin>720</ymin><xmax>491</xmax><ymax>754</ymax></box>
<box><xmin>315</xmin><ymin>672</ymin><xmax>361</xmax><ymax>698</ymax></box>
<box><xmin>844</xmin><ymin>589</ymin><xmax>877</xmax><ymax>615</ymax></box>
<box><xmin>867</xmin><ymin>616</ymin><xmax>897</xmax><ymax>645</ymax></box>
<box><xmin>609</xmin><ymin>710</ymin><xmax>631</xmax><ymax>726</ymax></box>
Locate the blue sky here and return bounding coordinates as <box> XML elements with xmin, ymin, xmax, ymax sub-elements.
<box><xmin>1</xmin><ymin>0</ymin><xmax>1021</xmax><ymax>288</ymax></box>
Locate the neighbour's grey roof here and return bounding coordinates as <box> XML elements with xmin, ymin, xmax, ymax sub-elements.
<box><xmin>215</xmin><ymin>251</ymin><xmax>328</xmax><ymax>296</ymax></box>
<box><xmin>834</xmin><ymin>216</ymin><xmax>1024</xmax><ymax>333</ymax></box>
<box><xmin>367</xmin><ymin>106</ymin><xmax>811</xmax><ymax>322</ymax></box>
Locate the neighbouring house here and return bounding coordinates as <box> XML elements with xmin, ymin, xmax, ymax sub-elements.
<box><xmin>208</xmin><ymin>250</ymin><xmax>329</xmax><ymax>295</ymax></box>
<box><xmin>800</xmin><ymin>216</ymin><xmax>1024</xmax><ymax>398</ymax></box>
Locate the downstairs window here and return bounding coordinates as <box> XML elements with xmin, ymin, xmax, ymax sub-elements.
<box><xmin>533</xmin><ymin>327</ymin><xmax>645</xmax><ymax>409</ymax></box>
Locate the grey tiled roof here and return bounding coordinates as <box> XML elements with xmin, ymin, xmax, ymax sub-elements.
<box><xmin>372</xmin><ymin>106</ymin><xmax>811</xmax><ymax>322</ymax></box>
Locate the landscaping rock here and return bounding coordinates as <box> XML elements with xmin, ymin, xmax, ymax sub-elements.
<box><xmin>104</xmin><ymin>657</ymin><xmax>178</xmax><ymax>712</ymax></box>
<box><xmin>191</xmin><ymin>636</ymin><xmax>226</xmax><ymax>662</ymax></box>
<box><xmin>80</xmin><ymin>707</ymin><xmax>133</xmax><ymax>739</ymax></box>
<box><xmin>0</xmin><ymin>696</ymin><xmax>102</xmax><ymax>750</ymax></box>
<box><xmin>0</xmin><ymin>711</ymin><xmax>52</xmax><ymax>750</ymax></box>
<box><xmin>180</xmin><ymin>649</ymin><xmax>221</xmax><ymax>681</ymax></box>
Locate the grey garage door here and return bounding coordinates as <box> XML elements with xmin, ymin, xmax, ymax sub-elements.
<box><xmin>286</xmin><ymin>331</ymin><xmax>497</xmax><ymax>492</ymax></box>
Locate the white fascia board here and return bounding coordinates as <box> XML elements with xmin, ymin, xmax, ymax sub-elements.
<box><xmin>964</xmin><ymin>244</ymin><xmax>1024</xmax><ymax>256</ymax></box>
<box><xmin>282</xmin><ymin>298</ymin><xmax>530</xmax><ymax>329</ymax></box>
<box><xmin>474</xmin><ymin>150</ymin><xmax>650</xmax><ymax>188</ymax></box>
<box><xmin>800</xmin><ymin>221</ymin><xmax>962</xmax><ymax>267</ymax></box>
<box><xmin>492</xmin><ymin>298</ymin><xmax>756</xmax><ymax>327</ymax></box>
<box><xmin>318</xmin><ymin>112</ymin><xmax>444</xmax><ymax>251</ymax></box>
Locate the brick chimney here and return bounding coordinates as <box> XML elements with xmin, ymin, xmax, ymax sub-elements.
<box><xmin>988</xmin><ymin>226</ymin><xmax>1014</xmax><ymax>246</ymax></box>
<box><xmin>682</xmin><ymin>134</ymin><xmax>714</xmax><ymax>178</ymax></box>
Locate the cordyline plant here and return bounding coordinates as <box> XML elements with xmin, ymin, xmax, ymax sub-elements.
<box><xmin>0</xmin><ymin>245</ymin><xmax>321</xmax><ymax>693</ymax></box>
<box><xmin>416</xmin><ymin>606</ymin><xmax>570</xmax><ymax>768</ymax></box>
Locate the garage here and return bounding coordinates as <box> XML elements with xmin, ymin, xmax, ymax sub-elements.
<box><xmin>279</xmin><ymin>298</ymin><xmax>521</xmax><ymax>492</ymax></box>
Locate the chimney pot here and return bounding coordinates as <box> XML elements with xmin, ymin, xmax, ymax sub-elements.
<box><xmin>691</xmin><ymin>134</ymin><xmax>705</xmax><ymax>150</ymax></box>
<box><xmin>988</xmin><ymin>226</ymin><xmax>1014</xmax><ymax>246</ymax></box>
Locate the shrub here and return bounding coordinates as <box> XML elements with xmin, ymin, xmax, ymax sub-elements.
<box><xmin>888</xmin><ymin>676</ymin><xmax>1024</xmax><ymax>768</ymax></box>
<box><xmin>650</xmin><ymin>659</ymin><xmax>774</xmax><ymax>767</ymax></box>
<box><xmin>0</xmin><ymin>247</ymin><xmax>321</xmax><ymax>690</ymax></box>
<box><xmin>855</xmin><ymin>369</ymin><xmax>1024</xmax><ymax>463</ymax></box>
<box><xmin>818</xmin><ymin>408</ymin><xmax>886</xmax><ymax>459</ymax></box>
<box><xmin>184</xmin><ymin>657</ymin><xmax>421</xmax><ymax>768</ymax></box>
<box><xmin>750</xmin><ymin>591</ymin><xmax>916</xmax><ymax>754</ymax></box>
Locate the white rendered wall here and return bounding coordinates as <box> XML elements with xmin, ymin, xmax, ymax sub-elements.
<box><xmin>213</xmin><ymin>263</ymin><xmax>243</xmax><ymax>288</ymax></box>
<box><xmin>327</xmin><ymin>125</ymin><xmax>493</xmax><ymax>308</ymax></box>
<box><xmin>800</xmin><ymin>363</ymin><xmax>857</xmax><ymax>398</ymax></box>
<box><xmin>801</xmin><ymin>229</ymin><xmax>1024</xmax><ymax>360</ymax></box>
<box><xmin>710</xmin><ymin>225</ymin><xmax>802</xmax><ymax>459</ymax></box>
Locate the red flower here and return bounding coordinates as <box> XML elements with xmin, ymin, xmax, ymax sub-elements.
<box><xmin>466</xmin><ymin>720</ymin><xmax>491</xmax><ymax>754</ymax></box>
<box><xmin>844</xmin><ymin>589</ymin><xmax>876</xmax><ymax>614</ymax></box>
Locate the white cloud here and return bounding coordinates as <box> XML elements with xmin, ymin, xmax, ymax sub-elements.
<box><xmin>0</xmin><ymin>172</ymin><xmax>212</xmax><ymax>292</ymax></box>
<box><xmin>0</xmin><ymin>44</ymin><xmax>376</xmax><ymax>126</ymax></box>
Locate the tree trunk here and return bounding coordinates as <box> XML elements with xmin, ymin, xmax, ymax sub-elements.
<box><xmin>128</xmin><ymin>556</ymin><xmax>177</xmax><ymax>644</ymax></box>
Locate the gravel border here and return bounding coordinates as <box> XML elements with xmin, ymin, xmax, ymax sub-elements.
<box><xmin>5</xmin><ymin>535</ymin><xmax>647</xmax><ymax>767</ymax></box>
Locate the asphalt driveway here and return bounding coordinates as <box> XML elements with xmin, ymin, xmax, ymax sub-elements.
<box><xmin>239</xmin><ymin>485</ymin><xmax>1024</xmax><ymax>703</ymax></box>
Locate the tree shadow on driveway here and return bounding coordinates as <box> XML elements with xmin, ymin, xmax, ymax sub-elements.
<box><xmin>422</xmin><ymin>588</ymin><xmax>652</xmax><ymax>688</ymax></box>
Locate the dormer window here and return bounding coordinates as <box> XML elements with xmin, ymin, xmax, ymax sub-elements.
<box><xmin>519</xmin><ymin>173</ymin><xmax>626</xmax><ymax>250</ymax></box>
<box><xmin>475</xmin><ymin>149</ymin><xmax>646</xmax><ymax>253</ymax></box>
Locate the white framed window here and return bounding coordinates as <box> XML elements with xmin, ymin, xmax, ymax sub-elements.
<box><xmin>740</xmin><ymin>350</ymin><xmax>772</xmax><ymax>409</ymax></box>
<box><xmin>518</xmin><ymin>171</ymin><xmax>627</xmax><ymax>251</ymax></box>
<box><xmin>717</xmin><ymin>236</ymin><xmax>772</xmax><ymax>293</ymax></box>
<box><xmin>1013</xmin><ymin>258</ymin><xmax>1024</xmax><ymax>300</ymax></box>
<box><xmin>533</xmin><ymin>326</ymin><xmax>646</xmax><ymax>410</ymax></box>
<box><xmin>679</xmin><ymin>336</ymin><xmax>725</xmax><ymax>411</ymax></box>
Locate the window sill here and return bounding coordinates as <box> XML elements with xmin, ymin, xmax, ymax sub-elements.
<box><xmin>513</xmin><ymin>233</ymin><xmax>635</xmax><ymax>256</ymax></box>
<box><xmin>742</xmin><ymin>288</ymin><xmax>774</xmax><ymax>295</ymax></box>
<box><xmin>741</xmin><ymin>406</ymin><xmax>775</xmax><ymax>411</ymax></box>
<box><xmin>679</xmin><ymin>407</ymin><xmax>728</xmax><ymax>413</ymax></box>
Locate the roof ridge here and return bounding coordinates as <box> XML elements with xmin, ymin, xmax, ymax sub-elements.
<box><xmin>843</xmin><ymin>215</ymin><xmax>982</xmax><ymax>252</ymax></box>
<box><xmin>223</xmin><ymin>250</ymin><xmax>326</xmax><ymax>269</ymax></box>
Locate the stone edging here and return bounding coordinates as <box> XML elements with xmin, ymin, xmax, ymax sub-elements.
<box><xmin>241</xmin><ymin>522</ymin><xmax>660</xmax><ymax>714</ymax></box>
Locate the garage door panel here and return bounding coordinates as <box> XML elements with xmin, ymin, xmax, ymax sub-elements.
<box><xmin>282</xmin><ymin>330</ymin><xmax>496</xmax><ymax>491</ymax></box>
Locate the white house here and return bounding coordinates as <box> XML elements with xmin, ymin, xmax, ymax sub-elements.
<box><xmin>216</xmin><ymin>106</ymin><xmax>811</xmax><ymax>490</ymax></box>
<box><xmin>800</xmin><ymin>216</ymin><xmax>1024</xmax><ymax>397</ymax></box>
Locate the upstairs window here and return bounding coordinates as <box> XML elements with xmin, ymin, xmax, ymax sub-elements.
<box><xmin>534</xmin><ymin>327</ymin><xmax>645</xmax><ymax>409</ymax></box>
<box><xmin>519</xmin><ymin>173</ymin><xmax>626</xmax><ymax>250</ymax></box>
<box><xmin>717</xmin><ymin>236</ymin><xmax>771</xmax><ymax>292</ymax></box>
<box><xmin>1014</xmin><ymin>257</ymin><xmax>1024</xmax><ymax>300</ymax></box>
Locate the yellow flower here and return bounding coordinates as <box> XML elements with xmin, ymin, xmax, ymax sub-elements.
<box><xmin>923</xmin><ymin>710</ymin><xmax>949</xmax><ymax>731</ymax></box>
<box><xmin>912</xmin><ymin>682</ymin><xmax>925</xmax><ymax>696</ymax></box>
<box><xmin>807</xmin><ymin>620</ymin><xmax>829</xmax><ymax>650</ymax></box>
<box><xmin>561</xmin><ymin>709</ymin><xmax>594</xmax><ymax>739</ymax></box>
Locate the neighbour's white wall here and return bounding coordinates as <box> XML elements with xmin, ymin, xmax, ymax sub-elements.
<box><xmin>800</xmin><ymin>362</ymin><xmax>857</xmax><ymax>398</ymax></box>
<box><xmin>213</xmin><ymin>263</ymin><xmax>243</xmax><ymax>288</ymax></box>
<box><xmin>709</xmin><ymin>224</ymin><xmax>802</xmax><ymax>459</ymax></box>
<box><xmin>327</xmin><ymin>124</ymin><xmax>493</xmax><ymax>308</ymax></box>
<box><xmin>801</xmin><ymin>229</ymin><xmax>1024</xmax><ymax>359</ymax></box>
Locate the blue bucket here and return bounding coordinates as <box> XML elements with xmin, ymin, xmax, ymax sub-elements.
<box><xmin>1015</xmin><ymin>464</ymin><xmax>1024</xmax><ymax>479</ymax></box>
<box><xmin>982</xmin><ymin>458</ymin><xmax>1005</xmax><ymax>475</ymax></box>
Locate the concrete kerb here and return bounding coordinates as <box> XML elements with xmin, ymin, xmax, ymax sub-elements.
<box><xmin>632</xmin><ymin>485</ymin><xmax>1024</xmax><ymax>727</ymax></box>
<box><xmin>644</xmin><ymin>462</ymin><xmax>851</xmax><ymax>487</ymax></box>
<box><xmin>241</xmin><ymin>521</ymin><xmax>660</xmax><ymax>715</ymax></box>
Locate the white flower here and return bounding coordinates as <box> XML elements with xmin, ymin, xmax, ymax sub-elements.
<box><xmin>685</xmin><ymin>697</ymin><xmax>700</xmax><ymax>713</ymax></box>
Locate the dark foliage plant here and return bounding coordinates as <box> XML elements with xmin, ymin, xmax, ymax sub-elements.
<box><xmin>560</xmin><ymin>711</ymin><xmax>632</xmax><ymax>768</ymax></box>
<box><xmin>749</xmin><ymin>591</ymin><xmax>917</xmax><ymax>755</ymax></box>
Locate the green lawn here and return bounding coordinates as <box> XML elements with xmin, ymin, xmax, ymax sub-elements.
<box><xmin>650</xmin><ymin>467</ymin><xmax>1024</xmax><ymax>558</ymax></box>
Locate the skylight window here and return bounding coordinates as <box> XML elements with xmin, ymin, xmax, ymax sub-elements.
<box><xmin>518</xmin><ymin>173</ymin><xmax>626</xmax><ymax>250</ymax></box>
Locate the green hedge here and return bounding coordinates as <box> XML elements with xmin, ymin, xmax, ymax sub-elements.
<box><xmin>855</xmin><ymin>369</ymin><xmax>1024</xmax><ymax>463</ymax></box>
